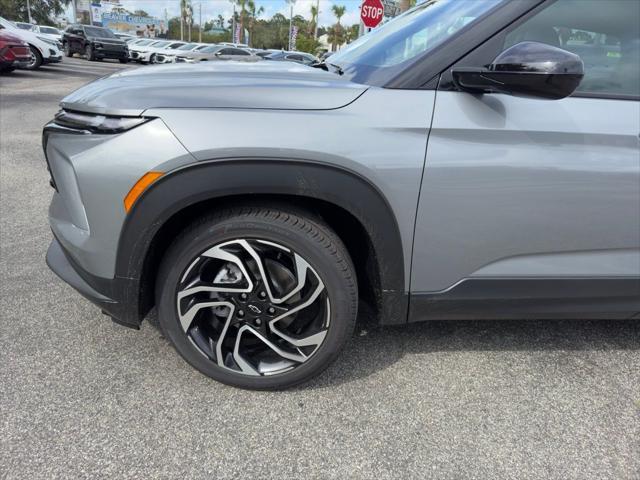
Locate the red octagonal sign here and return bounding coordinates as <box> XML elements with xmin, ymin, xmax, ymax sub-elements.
<box><xmin>361</xmin><ymin>0</ymin><xmax>384</xmax><ymax>28</ymax></box>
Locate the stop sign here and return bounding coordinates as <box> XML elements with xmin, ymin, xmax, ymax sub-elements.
<box><xmin>361</xmin><ymin>0</ymin><xmax>384</xmax><ymax>28</ymax></box>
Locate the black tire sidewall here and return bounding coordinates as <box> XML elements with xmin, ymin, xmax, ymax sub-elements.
<box><xmin>157</xmin><ymin>213</ymin><xmax>357</xmax><ymax>390</ymax></box>
<box><xmin>85</xmin><ymin>45</ymin><xmax>93</xmax><ymax>61</ymax></box>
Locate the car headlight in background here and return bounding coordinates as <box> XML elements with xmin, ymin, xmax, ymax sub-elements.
<box><xmin>37</xmin><ymin>36</ymin><xmax>58</xmax><ymax>47</ymax></box>
<box><xmin>54</xmin><ymin>110</ymin><xmax>150</xmax><ymax>134</ymax></box>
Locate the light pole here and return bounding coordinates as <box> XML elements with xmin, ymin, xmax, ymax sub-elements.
<box><xmin>26</xmin><ymin>0</ymin><xmax>33</xmax><ymax>23</ymax></box>
<box><xmin>286</xmin><ymin>0</ymin><xmax>296</xmax><ymax>50</ymax></box>
<box><xmin>230</xmin><ymin>0</ymin><xmax>236</xmax><ymax>43</ymax></box>
<box><xmin>199</xmin><ymin>2</ymin><xmax>202</xmax><ymax>42</ymax></box>
<box><xmin>314</xmin><ymin>0</ymin><xmax>319</xmax><ymax>41</ymax></box>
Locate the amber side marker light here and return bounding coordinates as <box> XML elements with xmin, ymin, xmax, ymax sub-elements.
<box><xmin>124</xmin><ymin>171</ymin><xmax>164</xmax><ymax>213</ymax></box>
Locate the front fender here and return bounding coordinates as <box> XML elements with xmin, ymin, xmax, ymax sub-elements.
<box><xmin>116</xmin><ymin>158</ymin><xmax>408</xmax><ymax>324</ymax></box>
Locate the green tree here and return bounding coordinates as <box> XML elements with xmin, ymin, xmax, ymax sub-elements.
<box><xmin>0</xmin><ymin>0</ymin><xmax>71</xmax><ymax>25</ymax></box>
<box><xmin>309</xmin><ymin>3</ymin><xmax>318</xmax><ymax>39</ymax></box>
<box><xmin>330</xmin><ymin>4</ymin><xmax>346</xmax><ymax>50</ymax></box>
<box><xmin>246</xmin><ymin>0</ymin><xmax>264</xmax><ymax>47</ymax></box>
<box><xmin>331</xmin><ymin>4</ymin><xmax>346</xmax><ymax>25</ymax></box>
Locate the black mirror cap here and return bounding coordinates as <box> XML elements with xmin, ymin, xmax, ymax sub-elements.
<box><xmin>491</xmin><ymin>41</ymin><xmax>584</xmax><ymax>75</ymax></box>
<box><xmin>452</xmin><ymin>41</ymin><xmax>585</xmax><ymax>100</ymax></box>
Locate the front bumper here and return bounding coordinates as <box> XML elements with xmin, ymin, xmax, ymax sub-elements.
<box><xmin>46</xmin><ymin>237</ymin><xmax>140</xmax><ymax>328</ymax></box>
<box><xmin>94</xmin><ymin>48</ymin><xmax>128</xmax><ymax>60</ymax></box>
<box><xmin>154</xmin><ymin>54</ymin><xmax>175</xmax><ymax>64</ymax></box>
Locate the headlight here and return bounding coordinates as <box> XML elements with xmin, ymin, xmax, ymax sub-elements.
<box><xmin>37</xmin><ymin>36</ymin><xmax>57</xmax><ymax>46</ymax></box>
<box><xmin>54</xmin><ymin>110</ymin><xmax>150</xmax><ymax>134</ymax></box>
<box><xmin>94</xmin><ymin>42</ymin><xmax>103</xmax><ymax>48</ymax></box>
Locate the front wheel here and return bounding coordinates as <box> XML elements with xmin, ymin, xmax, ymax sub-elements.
<box><xmin>63</xmin><ymin>42</ymin><xmax>73</xmax><ymax>57</ymax></box>
<box><xmin>119</xmin><ymin>58</ymin><xmax>128</xmax><ymax>64</ymax></box>
<box><xmin>156</xmin><ymin>207</ymin><xmax>358</xmax><ymax>390</ymax></box>
<box><xmin>85</xmin><ymin>44</ymin><xmax>95</xmax><ymax>61</ymax></box>
<box><xmin>25</xmin><ymin>46</ymin><xmax>42</xmax><ymax>70</ymax></box>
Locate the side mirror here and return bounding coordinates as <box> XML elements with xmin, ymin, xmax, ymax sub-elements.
<box><xmin>452</xmin><ymin>41</ymin><xmax>584</xmax><ymax>100</ymax></box>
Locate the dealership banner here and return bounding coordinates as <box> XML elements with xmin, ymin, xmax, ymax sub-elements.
<box><xmin>101</xmin><ymin>12</ymin><xmax>165</xmax><ymax>37</ymax></box>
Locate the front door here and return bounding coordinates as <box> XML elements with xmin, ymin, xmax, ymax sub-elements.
<box><xmin>411</xmin><ymin>0</ymin><xmax>640</xmax><ymax>314</ymax></box>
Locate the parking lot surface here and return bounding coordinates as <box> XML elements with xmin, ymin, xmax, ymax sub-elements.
<box><xmin>1</xmin><ymin>58</ymin><xmax>639</xmax><ymax>479</ymax></box>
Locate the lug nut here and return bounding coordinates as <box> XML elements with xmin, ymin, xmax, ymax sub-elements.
<box><xmin>259</xmin><ymin>291</ymin><xmax>267</xmax><ymax>299</ymax></box>
<box><xmin>237</xmin><ymin>310</ymin><xmax>245</xmax><ymax>318</ymax></box>
<box><xmin>240</xmin><ymin>293</ymin><xmax>248</xmax><ymax>301</ymax></box>
<box><xmin>268</xmin><ymin>307</ymin><xmax>275</xmax><ymax>315</ymax></box>
<box><xmin>254</xmin><ymin>318</ymin><xmax>262</xmax><ymax>326</ymax></box>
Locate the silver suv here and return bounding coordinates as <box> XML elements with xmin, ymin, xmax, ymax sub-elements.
<box><xmin>43</xmin><ymin>0</ymin><xmax>640</xmax><ymax>389</ymax></box>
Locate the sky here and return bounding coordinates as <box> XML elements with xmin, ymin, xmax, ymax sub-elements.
<box><xmin>103</xmin><ymin>0</ymin><xmax>364</xmax><ymax>28</ymax></box>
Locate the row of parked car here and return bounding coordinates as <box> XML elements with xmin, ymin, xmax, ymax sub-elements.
<box><xmin>60</xmin><ymin>23</ymin><xmax>321</xmax><ymax>66</ymax></box>
<box><xmin>126</xmin><ymin>37</ymin><xmax>320</xmax><ymax>65</ymax></box>
<box><xmin>0</xmin><ymin>16</ymin><xmax>63</xmax><ymax>71</ymax></box>
<box><xmin>1</xmin><ymin>17</ymin><xmax>326</xmax><ymax>74</ymax></box>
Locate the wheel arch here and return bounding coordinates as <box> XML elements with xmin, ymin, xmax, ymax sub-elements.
<box><xmin>116</xmin><ymin>159</ymin><xmax>408</xmax><ymax>326</ymax></box>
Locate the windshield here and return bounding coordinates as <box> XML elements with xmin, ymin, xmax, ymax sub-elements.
<box><xmin>330</xmin><ymin>0</ymin><xmax>504</xmax><ymax>86</ymax></box>
<box><xmin>177</xmin><ymin>43</ymin><xmax>199</xmax><ymax>50</ymax></box>
<box><xmin>134</xmin><ymin>39</ymin><xmax>153</xmax><ymax>46</ymax></box>
<box><xmin>84</xmin><ymin>27</ymin><xmax>116</xmax><ymax>38</ymax></box>
<box><xmin>17</xmin><ymin>23</ymin><xmax>35</xmax><ymax>31</ymax></box>
<box><xmin>151</xmin><ymin>41</ymin><xmax>170</xmax><ymax>48</ymax></box>
<box><xmin>39</xmin><ymin>27</ymin><xmax>60</xmax><ymax>35</ymax></box>
<box><xmin>201</xmin><ymin>45</ymin><xmax>222</xmax><ymax>53</ymax></box>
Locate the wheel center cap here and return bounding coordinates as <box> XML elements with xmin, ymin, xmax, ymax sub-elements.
<box><xmin>247</xmin><ymin>304</ymin><xmax>262</xmax><ymax>315</ymax></box>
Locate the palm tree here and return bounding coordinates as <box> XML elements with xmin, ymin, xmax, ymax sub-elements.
<box><xmin>331</xmin><ymin>5</ymin><xmax>346</xmax><ymax>50</ymax></box>
<box><xmin>247</xmin><ymin>0</ymin><xmax>264</xmax><ymax>47</ymax></box>
<box><xmin>180</xmin><ymin>0</ymin><xmax>189</xmax><ymax>40</ymax></box>
<box><xmin>310</xmin><ymin>3</ymin><xmax>318</xmax><ymax>38</ymax></box>
<box><xmin>327</xmin><ymin>25</ymin><xmax>341</xmax><ymax>51</ymax></box>
<box><xmin>331</xmin><ymin>4</ymin><xmax>346</xmax><ymax>25</ymax></box>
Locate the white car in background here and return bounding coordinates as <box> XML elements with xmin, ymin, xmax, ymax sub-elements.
<box><xmin>31</xmin><ymin>25</ymin><xmax>63</xmax><ymax>43</ymax></box>
<box><xmin>0</xmin><ymin>16</ymin><xmax>62</xmax><ymax>69</ymax></box>
<box><xmin>127</xmin><ymin>39</ymin><xmax>182</xmax><ymax>64</ymax></box>
<box><xmin>127</xmin><ymin>38</ymin><xmax>157</xmax><ymax>62</ymax></box>
<box><xmin>154</xmin><ymin>42</ymin><xmax>209</xmax><ymax>64</ymax></box>
<box><xmin>148</xmin><ymin>40</ymin><xmax>187</xmax><ymax>63</ymax></box>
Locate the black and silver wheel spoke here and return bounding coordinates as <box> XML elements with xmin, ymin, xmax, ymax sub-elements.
<box><xmin>176</xmin><ymin>238</ymin><xmax>330</xmax><ymax>376</ymax></box>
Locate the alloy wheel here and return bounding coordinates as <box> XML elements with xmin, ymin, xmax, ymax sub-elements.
<box><xmin>176</xmin><ymin>238</ymin><xmax>330</xmax><ymax>376</ymax></box>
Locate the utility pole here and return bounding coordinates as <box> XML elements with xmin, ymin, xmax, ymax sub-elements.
<box><xmin>314</xmin><ymin>0</ymin><xmax>319</xmax><ymax>41</ymax></box>
<box><xmin>199</xmin><ymin>3</ymin><xmax>202</xmax><ymax>42</ymax></box>
<box><xmin>26</xmin><ymin>0</ymin><xmax>33</xmax><ymax>23</ymax></box>
<box><xmin>286</xmin><ymin>0</ymin><xmax>296</xmax><ymax>50</ymax></box>
<box><xmin>230</xmin><ymin>0</ymin><xmax>236</xmax><ymax>43</ymax></box>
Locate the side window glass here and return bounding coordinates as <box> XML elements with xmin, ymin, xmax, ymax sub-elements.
<box><xmin>504</xmin><ymin>0</ymin><xmax>639</xmax><ymax>97</ymax></box>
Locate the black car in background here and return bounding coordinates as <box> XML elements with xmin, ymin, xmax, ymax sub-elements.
<box><xmin>62</xmin><ymin>25</ymin><xmax>128</xmax><ymax>62</ymax></box>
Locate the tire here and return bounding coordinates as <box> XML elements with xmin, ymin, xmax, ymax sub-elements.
<box><xmin>63</xmin><ymin>42</ymin><xmax>73</xmax><ymax>57</ymax></box>
<box><xmin>149</xmin><ymin>53</ymin><xmax>156</xmax><ymax>63</ymax></box>
<box><xmin>25</xmin><ymin>45</ymin><xmax>42</xmax><ymax>70</ymax></box>
<box><xmin>85</xmin><ymin>44</ymin><xmax>95</xmax><ymax>61</ymax></box>
<box><xmin>156</xmin><ymin>206</ymin><xmax>358</xmax><ymax>390</ymax></box>
<box><xmin>119</xmin><ymin>58</ymin><xmax>128</xmax><ymax>64</ymax></box>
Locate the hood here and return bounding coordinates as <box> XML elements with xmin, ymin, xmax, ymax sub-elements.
<box><xmin>0</xmin><ymin>31</ymin><xmax>27</xmax><ymax>44</ymax></box>
<box><xmin>88</xmin><ymin>36</ymin><xmax>125</xmax><ymax>44</ymax></box>
<box><xmin>60</xmin><ymin>61</ymin><xmax>367</xmax><ymax>115</ymax></box>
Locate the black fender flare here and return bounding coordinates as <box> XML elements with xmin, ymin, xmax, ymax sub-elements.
<box><xmin>116</xmin><ymin>159</ymin><xmax>408</xmax><ymax>324</ymax></box>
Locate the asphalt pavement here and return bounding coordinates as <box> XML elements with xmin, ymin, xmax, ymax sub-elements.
<box><xmin>1</xmin><ymin>57</ymin><xmax>639</xmax><ymax>480</ymax></box>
